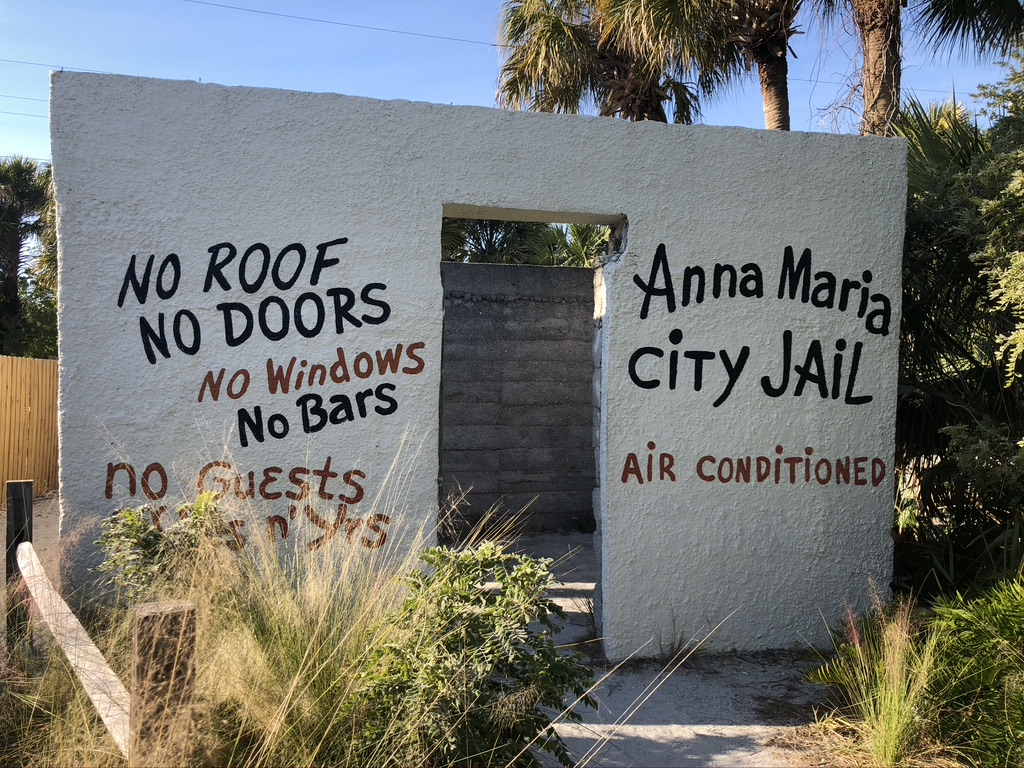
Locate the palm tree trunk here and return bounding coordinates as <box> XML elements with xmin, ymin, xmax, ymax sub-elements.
<box><xmin>854</xmin><ymin>0</ymin><xmax>902</xmax><ymax>137</ymax></box>
<box><xmin>755</xmin><ymin>52</ymin><xmax>791</xmax><ymax>131</ymax></box>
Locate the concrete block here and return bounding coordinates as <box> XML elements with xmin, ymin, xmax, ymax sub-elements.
<box><xmin>441</xmin><ymin>448</ymin><xmax>501</xmax><ymax>473</ymax></box>
<box><xmin>441</xmin><ymin>402</ymin><xmax>503</xmax><ymax>427</ymax></box>
<box><xmin>442</xmin><ymin>379</ymin><xmax>502</xmax><ymax>404</ymax></box>
<box><xmin>498</xmin><ymin>405</ymin><xmax>589</xmax><ymax>428</ymax></box>
<box><xmin>501</xmin><ymin>380</ymin><xmax>591</xmax><ymax>408</ymax></box>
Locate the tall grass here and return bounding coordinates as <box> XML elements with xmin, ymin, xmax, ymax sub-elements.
<box><xmin>2</xmin><ymin>493</ymin><xmax>595</xmax><ymax>767</ymax></box>
<box><xmin>930</xmin><ymin>579</ymin><xmax>1024</xmax><ymax>768</ymax></box>
<box><xmin>0</xmin><ymin>635</ymin><xmax>126</xmax><ymax>767</ymax></box>
<box><xmin>809</xmin><ymin>579</ymin><xmax>1024</xmax><ymax>767</ymax></box>
<box><xmin>807</xmin><ymin>597</ymin><xmax>954</xmax><ymax>767</ymax></box>
<box><xmin>183</xmin><ymin>518</ymin><xmax>420</xmax><ymax>766</ymax></box>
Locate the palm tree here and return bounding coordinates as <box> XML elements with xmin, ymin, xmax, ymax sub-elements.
<box><xmin>816</xmin><ymin>0</ymin><xmax>1024</xmax><ymax>136</ymax></box>
<box><xmin>500</xmin><ymin>0</ymin><xmax>805</xmax><ymax>131</ymax></box>
<box><xmin>547</xmin><ymin>223</ymin><xmax>610</xmax><ymax>267</ymax></box>
<box><xmin>895</xmin><ymin>99</ymin><xmax>998</xmax><ymax>462</ymax></box>
<box><xmin>33</xmin><ymin>165</ymin><xmax>58</xmax><ymax>292</ymax></box>
<box><xmin>498</xmin><ymin>0</ymin><xmax>742</xmax><ymax>123</ymax></box>
<box><xmin>441</xmin><ymin>218</ymin><xmax>559</xmax><ymax>264</ymax></box>
<box><xmin>600</xmin><ymin>0</ymin><xmax>802</xmax><ymax>130</ymax></box>
<box><xmin>0</xmin><ymin>157</ymin><xmax>52</xmax><ymax>355</ymax></box>
<box><xmin>892</xmin><ymin>84</ymin><xmax>1024</xmax><ymax>595</ymax></box>
<box><xmin>442</xmin><ymin>219</ymin><xmax>611</xmax><ymax>267</ymax></box>
<box><xmin>724</xmin><ymin>0</ymin><xmax>803</xmax><ymax>130</ymax></box>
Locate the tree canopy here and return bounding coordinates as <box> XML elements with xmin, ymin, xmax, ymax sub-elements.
<box><xmin>498</xmin><ymin>1</ymin><xmax>1024</xmax><ymax>135</ymax></box>
<box><xmin>0</xmin><ymin>157</ymin><xmax>57</xmax><ymax>357</ymax></box>
<box><xmin>892</xmin><ymin>54</ymin><xmax>1024</xmax><ymax>594</ymax></box>
<box><xmin>441</xmin><ymin>218</ymin><xmax>610</xmax><ymax>268</ymax></box>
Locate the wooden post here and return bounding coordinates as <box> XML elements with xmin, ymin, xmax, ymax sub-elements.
<box><xmin>5</xmin><ymin>480</ymin><xmax>33</xmax><ymax>582</ymax></box>
<box><xmin>129</xmin><ymin>602</ymin><xmax>197</xmax><ymax>768</ymax></box>
<box><xmin>6</xmin><ymin>480</ymin><xmax>33</xmax><ymax>641</ymax></box>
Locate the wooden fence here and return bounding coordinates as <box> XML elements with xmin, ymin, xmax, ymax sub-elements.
<box><xmin>0</xmin><ymin>356</ymin><xmax>58</xmax><ymax>499</ymax></box>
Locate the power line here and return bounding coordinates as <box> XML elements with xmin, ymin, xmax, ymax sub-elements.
<box><xmin>0</xmin><ymin>110</ymin><xmax>47</xmax><ymax>119</ymax></box>
<box><xmin>173</xmin><ymin>1</ymin><xmax>984</xmax><ymax>98</ymax></box>
<box><xmin>0</xmin><ymin>94</ymin><xmax>48</xmax><ymax>103</ymax></box>
<box><xmin>0</xmin><ymin>58</ymin><xmax>109</xmax><ymax>74</ymax></box>
<box><xmin>178</xmin><ymin>0</ymin><xmax>499</xmax><ymax>47</ymax></box>
<box><xmin>0</xmin><ymin>54</ymin><xmax>982</xmax><ymax>124</ymax></box>
<box><xmin>0</xmin><ymin>52</ymin><xmax>981</xmax><ymax>100</ymax></box>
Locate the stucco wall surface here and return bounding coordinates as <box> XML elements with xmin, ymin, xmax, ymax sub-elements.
<box><xmin>595</xmin><ymin>153</ymin><xmax>904</xmax><ymax>657</ymax></box>
<box><xmin>51</xmin><ymin>73</ymin><xmax>905</xmax><ymax>657</ymax></box>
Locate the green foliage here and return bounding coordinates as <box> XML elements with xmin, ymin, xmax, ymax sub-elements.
<box><xmin>943</xmin><ymin>420</ymin><xmax>1024</xmax><ymax>510</ymax></box>
<box><xmin>93</xmin><ymin>493</ymin><xmax>226</xmax><ymax>601</ymax></box>
<box><xmin>969</xmin><ymin>54</ymin><xmax>1024</xmax><ymax>384</ymax></box>
<box><xmin>441</xmin><ymin>218</ymin><xmax>559</xmax><ymax>265</ymax></box>
<box><xmin>546</xmin><ymin>223</ymin><xmax>610</xmax><ymax>268</ymax></box>
<box><xmin>977</xmin><ymin>52</ymin><xmax>1024</xmax><ymax>154</ymax></box>
<box><xmin>497</xmin><ymin>0</ymin><xmax>715</xmax><ymax>123</ymax></box>
<box><xmin>900</xmin><ymin>99</ymin><xmax>987</xmax><ymax>197</ymax></box>
<box><xmin>349</xmin><ymin>543</ymin><xmax>595</xmax><ymax>767</ymax></box>
<box><xmin>895</xmin><ymin>93</ymin><xmax>1012</xmax><ymax>469</ymax></box>
<box><xmin>90</xmin><ymin>503</ymin><xmax>593</xmax><ymax>767</ymax></box>
<box><xmin>894</xmin><ymin>56</ymin><xmax>1024</xmax><ymax>471</ymax></box>
<box><xmin>442</xmin><ymin>217</ymin><xmax>609</xmax><ymax>267</ymax></box>
<box><xmin>893</xmin><ymin>56</ymin><xmax>1024</xmax><ymax>598</ymax></box>
<box><xmin>811</xmin><ymin>581</ymin><xmax>1024</xmax><ymax>767</ymax></box>
<box><xmin>898</xmin><ymin>420</ymin><xmax>1024</xmax><ymax>596</ymax></box>
<box><xmin>930</xmin><ymin>579</ymin><xmax>1024</xmax><ymax>767</ymax></box>
<box><xmin>0</xmin><ymin>157</ymin><xmax>54</xmax><ymax>356</ymax></box>
<box><xmin>14</xmin><ymin>275</ymin><xmax>57</xmax><ymax>358</ymax></box>
<box><xmin>980</xmin><ymin>165</ymin><xmax>1024</xmax><ymax>380</ymax></box>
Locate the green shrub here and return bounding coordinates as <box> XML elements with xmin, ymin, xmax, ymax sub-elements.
<box><xmin>930</xmin><ymin>578</ymin><xmax>1024</xmax><ymax>767</ymax></box>
<box><xmin>348</xmin><ymin>542</ymin><xmax>596</xmax><ymax>768</ymax></box>
<box><xmin>93</xmin><ymin>492</ymin><xmax>228</xmax><ymax>601</ymax></box>
<box><xmin>810</xmin><ymin>581</ymin><xmax>1024</xmax><ymax>767</ymax></box>
<box><xmin>898</xmin><ymin>419</ymin><xmax>1024</xmax><ymax>597</ymax></box>
<box><xmin>90</xmin><ymin>499</ymin><xmax>594</xmax><ymax>767</ymax></box>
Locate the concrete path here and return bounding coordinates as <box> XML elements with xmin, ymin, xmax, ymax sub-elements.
<box><xmin>515</xmin><ymin>533</ymin><xmax>824</xmax><ymax>767</ymax></box>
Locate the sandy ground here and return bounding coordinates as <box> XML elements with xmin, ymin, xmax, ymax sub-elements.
<box><xmin>6</xmin><ymin>499</ymin><xmax>824</xmax><ymax>767</ymax></box>
<box><xmin>514</xmin><ymin>534</ymin><xmax>825</xmax><ymax>767</ymax></box>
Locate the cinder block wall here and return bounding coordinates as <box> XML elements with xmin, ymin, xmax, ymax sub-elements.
<box><xmin>440</xmin><ymin>262</ymin><xmax>596</xmax><ymax>534</ymax></box>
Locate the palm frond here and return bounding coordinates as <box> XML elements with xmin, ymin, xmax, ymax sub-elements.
<box><xmin>915</xmin><ymin>0</ymin><xmax>1024</xmax><ymax>59</ymax></box>
<box><xmin>897</xmin><ymin>97</ymin><xmax>988</xmax><ymax>197</ymax></box>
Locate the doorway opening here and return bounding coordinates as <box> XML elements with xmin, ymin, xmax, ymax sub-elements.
<box><xmin>438</xmin><ymin>208</ymin><xmax>624</xmax><ymax>542</ymax></box>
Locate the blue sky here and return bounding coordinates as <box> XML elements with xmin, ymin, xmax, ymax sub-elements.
<box><xmin>1</xmin><ymin>0</ymin><xmax>1015</xmax><ymax>163</ymax></box>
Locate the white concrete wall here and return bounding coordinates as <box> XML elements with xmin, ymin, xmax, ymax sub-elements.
<box><xmin>596</xmin><ymin>184</ymin><xmax>903</xmax><ymax>657</ymax></box>
<box><xmin>51</xmin><ymin>73</ymin><xmax>904</xmax><ymax>656</ymax></box>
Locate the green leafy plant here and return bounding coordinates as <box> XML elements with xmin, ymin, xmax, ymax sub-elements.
<box><xmin>94</xmin><ymin>492</ymin><xmax>226</xmax><ymax>601</ymax></box>
<box><xmin>810</xmin><ymin>580</ymin><xmax>1024</xmax><ymax>767</ymax></box>
<box><xmin>930</xmin><ymin>578</ymin><xmax>1024</xmax><ymax>768</ymax></box>
<box><xmin>895</xmin><ymin>418</ymin><xmax>1024</xmax><ymax>597</ymax></box>
<box><xmin>894</xmin><ymin>58</ymin><xmax>1024</xmax><ymax>596</ymax></box>
<box><xmin>349</xmin><ymin>542</ymin><xmax>596</xmax><ymax>767</ymax></box>
<box><xmin>93</xmin><ymin>500</ymin><xmax>595</xmax><ymax>767</ymax></box>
